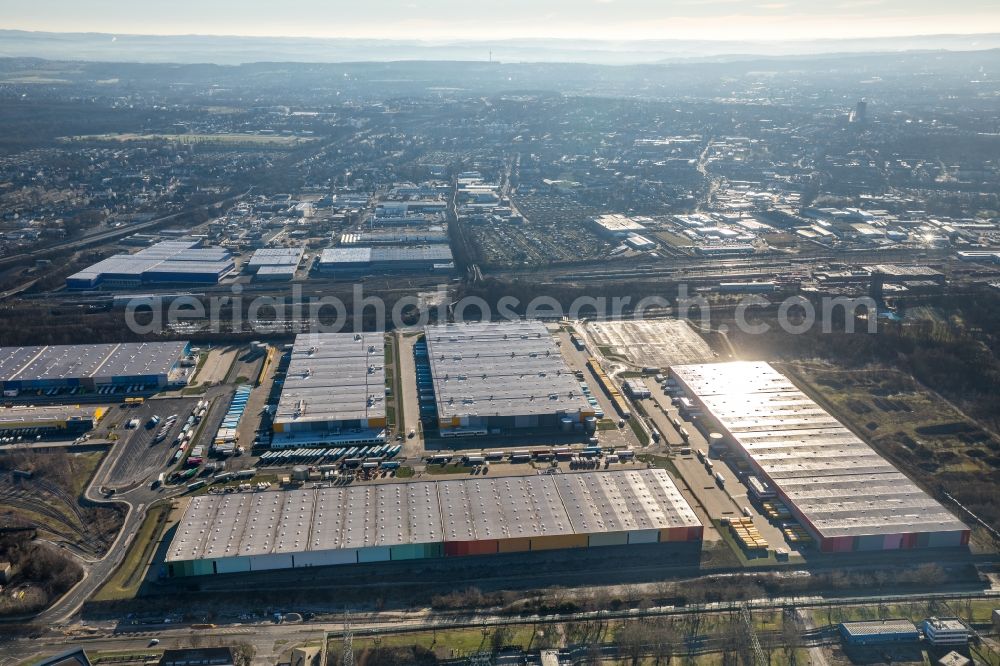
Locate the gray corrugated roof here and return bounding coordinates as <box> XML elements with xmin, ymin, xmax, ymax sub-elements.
<box><xmin>670</xmin><ymin>361</ymin><xmax>968</xmax><ymax>539</ymax></box>
<box><xmin>166</xmin><ymin>468</ymin><xmax>701</xmax><ymax>562</ymax></box>
<box><xmin>425</xmin><ymin>321</ymin><xmax>592</xmax><ymax>420</ymax></box>
<box><xmin>0</xmin><ymin>341</ymin><xmax>187</xmax><ymax>382</ymax></box>
<box><xmin>273</xmin><ymin>333</ymin><xmax>385</xmax><ymax>428</ymax></box>
<box><xmin>67</xmin><ymin>240</ymin><xmax>233</xmax><ymax>285</ymax></box>
<box><xmin>248</xmin><ymin>247</ymin><xmax>305</xmax><ymax>267</ymax></box>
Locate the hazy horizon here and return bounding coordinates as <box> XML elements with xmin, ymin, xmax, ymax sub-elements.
<box><xmin>5</xmin><ymin>0</ymin><xmax>1000</xmax><ymax>42</ymax></box>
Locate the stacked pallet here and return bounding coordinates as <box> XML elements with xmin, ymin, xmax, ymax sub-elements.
<box><xmin>782</xmin><ymin>523</ymin><xmax>814</xmax><ymax>545</ymax></box>
<box><xmin>729</xmin><ymin>517</ymin><xmax>769</xmax><ymax>552</ymax></box>
<box><xmin>761</xmin><ymin>500</ymin><xmax>792</xmax><ymax>521</ymax></box>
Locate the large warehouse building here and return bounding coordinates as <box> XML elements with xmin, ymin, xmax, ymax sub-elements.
<box><xmin>66</xmin><ymin>240</ymin><xmax>235</xmax><ymax>289</ymax></box>
<box><xmin>425</xmin><ymin>321</ymin><xmax>595</xmax><ymax>437</ymax></box>
<box><xmin>0</xmin><ymin>341</ymin><xmax>190</xmax><ymax>393</ymax></box>
<box><xmin>165</xmin><ymin>468</ymin><xmax>703</xmax><ymax>576</ymax></box>
<box><xmin>271</xmin><ymin>333</ymin><xmax>386</xmax><ymax>448</ymax></box>
<box><xmin>669</xmin><ymin>361</ymin><xmax>970</xmax><ymax>552</ymax></box>
<box><xmin>0</xmin><ymin>405</ymin><xmax>106</xmax><ymax>438</ymax></box>
<box><xmin>245</xmin><ymin>247</ymin><xmax>304</xmax><ymax>273</ymax></box>
<box><xmin>316</xmin><ymin>246</ymin><xmax>453</xmax><ymax>276</ymax></box>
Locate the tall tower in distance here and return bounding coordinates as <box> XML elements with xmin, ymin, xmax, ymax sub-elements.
<box><xmin>849</xmin><ymin>98</ymin><xmax>868</xmax><ymax>123</ymax></box>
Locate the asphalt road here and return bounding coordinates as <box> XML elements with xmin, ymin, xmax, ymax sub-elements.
<box><xmin>28</xmin><ymin>385</ymin><xmax>238</xmax><ymax>626</ymax></box>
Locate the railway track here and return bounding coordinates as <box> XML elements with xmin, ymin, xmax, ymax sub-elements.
<box><xmin>0</xmin><ymin>482</ymin><xmax>115</xmax><ymax>556</ymax></box>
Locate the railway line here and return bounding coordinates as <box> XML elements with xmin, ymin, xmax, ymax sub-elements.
<box><xmin>0</xmin><ymin>486</ymin><xmax>110</xmax><ymax>556</ymax></box>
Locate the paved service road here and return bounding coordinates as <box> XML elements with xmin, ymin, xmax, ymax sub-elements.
<box><xmin>31</xmin><ymin>384</ymin><xmax>237</xmax><ymax>625</ymax></box>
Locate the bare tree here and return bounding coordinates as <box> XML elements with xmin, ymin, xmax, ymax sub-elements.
<box><xmin>782</xmin><ymin>611</ymin><xmax>803</xmax><ymax>666</ymax></box>
<box><xmin>232</xmin><ymin>643</ymin><xmax>256</xmax><ymax>666</ymax></box>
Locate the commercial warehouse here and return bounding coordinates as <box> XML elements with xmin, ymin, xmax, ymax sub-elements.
<box><xmin>669</xmin><ymin>361</ymin><xmax>970</xmax><ymax>552</ymax></box>
<box><xmin>271</xmin><ymin>333</ymin><xmax>386</xmax><ymax>447</ymax></box>
<box><xmin>424</xmin><ymin>321</ymin><xmax>595</xmax><ymax>437</ymax></box>
<box><xmin>316</xmin><ymin>246</ymin><xmax>453</xmax><ymax>276</ymax></box>
<box><xmin>839</xmin><ymin>620</ymin><xmax>920</xmax><ymax>646</ymax></box>
<box><xmin>165</xmin><ymin>468</ymin><xmax>703</xmax><ymax>576</ymax></box>
<box><xmin>590</xmin><ymin>214</ymin><xmax>648</xmax><ymax>238</ymax></box>
<box><xmin>0</xmin><ymin>405</ymin><xmax>106</xmax><ymax>437</ymax></box>
<box><xmin>66</xmin><ymin>240</ymin><xmax>235</xmax><ymax>289</ymax></box>
<box><xmin>245</xmin><ymin>247</ymin><xmax>304</xmax><ymax>273</ymax></box>
<box><xmin>0</xmin><ymin>341</ymin><xmax>190</xmax><ymax>392</ymax></box>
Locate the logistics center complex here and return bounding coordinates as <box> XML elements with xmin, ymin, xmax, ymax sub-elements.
<box><xmin>164</xmin><ymin>468</ymin><xmax>703</xmax><ymax>576</ymax></box>
<box><xmin>425</xmin><ymin>321</ymin><xmax>596</xmax><ymax>437</ymax></box>
<box><xmin>669</xmin><ymin>361</ymin><xmax>970</xmax><ymax>552</ymax></box>
<box><xmin>0</xmin><ymin>341</ymin><xmax>191</xmax><ymax>393</ymax></box>
<box><xmin>66</xmin><ymin>240</ymin><xmax>235</xmax><ymax>289</ymax></box>
<box><xmin>270</xmin><ymin>333</ymin><xmax>387</xmax><ymax>448</ymax></box>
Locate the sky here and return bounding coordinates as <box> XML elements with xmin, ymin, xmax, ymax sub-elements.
<box><xmin>4</xmin><ymin>0</ymin><xmax>1000</xmax><ymax>42</ymax></box>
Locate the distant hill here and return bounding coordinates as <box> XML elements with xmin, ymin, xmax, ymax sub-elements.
<box><xmin>2</xmin><ymin>30</ymin><xmax>1000</xmax><ymax>65</ymax></box>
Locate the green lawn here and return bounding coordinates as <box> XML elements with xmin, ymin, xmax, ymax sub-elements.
<box><xmin>628</xmin><ymin>418</ymin><xmax>651</xmax><ymax>446</ymax></box>
<box><xmin>425</xmin><ymin>463</ymin><xmax>471</xmax><ymax>475</ymax></box>
<box><xmin>92</xmin><ymin>503</ymin><xmax>170</xmax><ymax>601</ymax></box>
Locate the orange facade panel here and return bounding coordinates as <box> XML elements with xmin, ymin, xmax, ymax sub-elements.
<box><xmin>530</xmin><ymin>534</ymin><xmax>589</xmax><ymax>551</ymax></box>
<box><xmin>497</xmin><ymin>537</ymin><xmax>532</xmax><ymax>553</ymax></box>
<box><xmin>659</xmin><ymin>527</ymin><xmax>686</xmax><ymax>542</ymax></box>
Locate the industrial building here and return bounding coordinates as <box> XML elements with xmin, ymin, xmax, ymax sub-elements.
<box><xmin>591</xmin><ymin>214</ymin><xmax>648</xmax><ymax>238</ymax></box>
<box><xmin>0</xmin><ymin>405</ymin><xmax>106</xmax><ymax>438</ymax></box>
<box><xmin>271</xmin><ymin>333</ymin><xmax>386</xmax><ymax>447</ymax></box>
<box><xmin>245</xmin><ymin>247</ymin><xmax>304</xmax><ymax>273</ymax></box>
<box><xmin>339</xmin><ymin>228</ymin><xmax>449</xmax><ymax>245</ymax></box>
<box><xmin>253</xmin><ymin>265</ymin><xmax>297</xmax><ymax>281</ymax></box>
<box><xmin>0</xmin><ymin>341</ymin><xmax>190</xmax><ymax>392</ymax></box>
<box><xmin>316</xmin><ymin>246</ymin><xmax>453</xmax><ymax>276</ymax></box>
<box><xmin>669</xmin><ymin>361</ymin><xmax>970</xmax><ymax>552</ymax></box>
<box><xmin>923</xmin><ymin>618</ymin><xmax>971</xmax><ymax>646</ymax></box>
<box><xmin>839</xmin><ymin>620</ymin><xmax>920</xmax><ymax>646</ymax></box>
<box><xmin>424</xmin><ymin>321</ymin><xmax>595</xmax><ymax>437</ymax></box>
<box><xmin>165</xmin><ymin>468</ymin><xmax>703</xmax><ymax>576</ymax></box>
<box><xmin>66</xmin><ymin>240</ymin><xmax>235</xmax><ymax>289</ymax></box>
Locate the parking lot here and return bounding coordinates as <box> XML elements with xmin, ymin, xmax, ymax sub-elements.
<box><xmin>102</xmin><ymin>397</ymin><xmax>200</xmax><ymax>488</ymax></box>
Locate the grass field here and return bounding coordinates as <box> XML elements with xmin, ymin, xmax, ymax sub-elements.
<box><xmin>69</xmin><ymin>451</ymin><xmax>105</xmax><ymax>495</ymax></box>
<box><xmin>425</xmin><ymin>463</ymin><xmax>471</xmax><ymax>475</ymax></box>
<box><xmin>91</xmin><ymin>503</ymin><xmax>171</xmax><ymax>601</ymax></box>
<box><xmin>781</xmin><ymin>361</ymin><xmax>1000</xmax><ymax>538</ymax></box>
<box><xmin>628</xmin><ymin>417</ymin><xmax>651</xmax><ymax>446</ymax></box>
<box><xmin>811</xmin><ymin>598</ymin><xmax>999</xmax><ymax>626</ymax></box>
<box><xmin>343</xmin><ymin>625</ymin><xmax>541</xmax><ymax>657</ymax></box>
